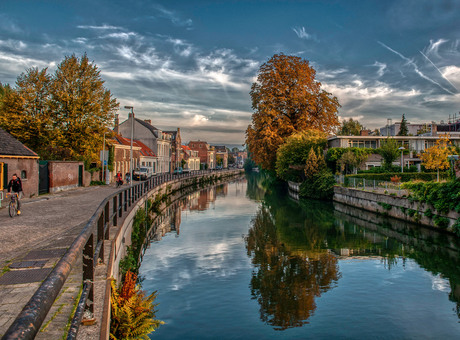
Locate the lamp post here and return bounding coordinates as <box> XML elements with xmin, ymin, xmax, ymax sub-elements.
<box><xmin>398</xmin><ymin>147</ymin><xmax>405</xmax><ymax>173</ymax></box>
<box><xmin>124</xmin><ymin>106</ymin><xmax>134</xmax><ymax>186</ymax></box>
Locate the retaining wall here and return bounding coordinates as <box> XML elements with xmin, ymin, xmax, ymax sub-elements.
<box><xmin>333</xmin><ymin>186</ymin><xmax>459</xmax><ymax>234</ymax></box>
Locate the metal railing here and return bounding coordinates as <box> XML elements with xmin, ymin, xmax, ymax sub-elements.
<box><xmin>335</xmin><ymin>175</ymin><xmax>404</xmax><ymax>194</ymax></box>
<box><xmin>3</xmin><ymin>169</ymin><xmax>238</xmax><ymax>340</ymax></box>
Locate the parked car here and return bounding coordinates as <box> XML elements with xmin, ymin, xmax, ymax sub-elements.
<box><xmin>133</xmin><ymin>167</ymin><xmax>153</xmax><ymax>180</ymax></box>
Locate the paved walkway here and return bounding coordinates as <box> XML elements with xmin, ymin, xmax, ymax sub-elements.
<box><xmin>0</xmin><ymin>184</ymin><xmax>124</xmax><ymax>338</ymax></box>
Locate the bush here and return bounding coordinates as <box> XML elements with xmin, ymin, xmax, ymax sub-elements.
<box><xmin>299</xmin><ymin>168</ymin><xmax>336</xmax><ymax>200</ymax></box>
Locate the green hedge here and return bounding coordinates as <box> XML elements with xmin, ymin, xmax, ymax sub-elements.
<box><xmin>346</xmin><ymin>172</ymin><xmax>448</xmax><ymax>182</ymax></box>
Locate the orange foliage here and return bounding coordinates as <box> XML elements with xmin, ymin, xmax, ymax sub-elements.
<box><xmin>245</xmin><ymin>54</ymin><xmax>340</xmax><ymax>171</ymax></box>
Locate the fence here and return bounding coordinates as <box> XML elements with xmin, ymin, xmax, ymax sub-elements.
<box><xmin>335</xmin><ymin>175</ymin><xmax>405</xmax><ymax>194</ymax></box>
<box><xmin>3</xmin><ymin>169</ymin><xmax>237</xmax><ymax>340</ymax></box>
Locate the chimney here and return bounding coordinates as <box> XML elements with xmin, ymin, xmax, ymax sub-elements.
<box><xmin>114</xmin><ymin>114</ymin><xmax>119</xmax><ymax>134</ymax></box>
<box><xmin>144</xmin><ymin>119</ymin><xmax>151</xmax><ymax>125</ymax></box>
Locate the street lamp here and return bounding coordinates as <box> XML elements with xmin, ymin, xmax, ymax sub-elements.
<box><xmin>124</xmin><ymin>106</ymin><xmax>134</xmax><ymax>186</ymax></box>
<box><xmin>398</xmin><ymin>147</ymin><xmax>405</xmax><ymax>173</ymax></box>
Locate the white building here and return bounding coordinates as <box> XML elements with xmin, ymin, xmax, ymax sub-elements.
<box><xmin>117</xmin><ymin>113</ymin><xmax>171</xmax><ymax>174</ymax></box>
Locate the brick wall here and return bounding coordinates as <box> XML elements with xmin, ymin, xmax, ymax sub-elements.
<box><xmin>48</xmin><ymin>161</ymin><xmax>84</xmax><ymax>193</ymax></box>
<box><xmin>1</xmin><ymin>158</ymin><xmax>39</xmax><ymax>200</ymax></box>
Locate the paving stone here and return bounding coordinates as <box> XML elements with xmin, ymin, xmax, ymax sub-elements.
<box><xmin>9</xmin><ymin>260</ymin><xmax>47</xmax><ymax>269</ymax></box>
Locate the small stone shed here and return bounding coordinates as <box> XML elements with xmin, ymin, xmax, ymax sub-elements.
<box><xmin>0</xmin><ymin>127</ymin><xmax>40</xmax><ymax>202</ymax></box>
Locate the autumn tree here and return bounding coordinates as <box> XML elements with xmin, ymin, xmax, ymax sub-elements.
<box><xmin>338</xmin><ymin>118</ymin><xmax>363</xmax><ymax>136</ymax></box>
<box><xmin>245</xmin><ymin>54</ymin><xmax>340</xmax><ymax>171</ymax></box>
<box><xmin>0</xmin><ymin>54</ymin><xmax>119</xmax><ymax>163</ymax></box>
<box><xmin>49</xmin><ymin>54</ymin><xmax>119</xmax><ymax>161</ymax></box>
<box><xmin>398</xmin><ymin>114</ymin><xmax>408</xmax><ymax>136</ymax></box>
<box><xmin>421</xmin><ymin>135</ymin><xmax>453</xmax><ymax>181</ymax></box>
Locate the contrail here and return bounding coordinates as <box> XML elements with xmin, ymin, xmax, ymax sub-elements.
<box><xmin>377</xmin><ymin>41</ymin><xmax>456</xmax><ymax>95</ymax></box>
<box><xmin>419</xmin><ymin>50</ymin><xmax>459</xmax><ymax>92</ymax></box>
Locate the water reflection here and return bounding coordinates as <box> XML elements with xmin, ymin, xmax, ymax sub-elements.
<box><xmin>140</xmin><ymin>175</ymin><xmax>460</xmax><ymax>338</ymax></box>
<box><xmin>244</xmin><ymin>173</ymin><xmax>460</xmax><ymax>328</ymax></box>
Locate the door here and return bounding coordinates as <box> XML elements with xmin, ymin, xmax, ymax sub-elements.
<box><xmin>39</xmin><ymin>161</ymin><xmax>49</xmax><ymax>194</ymax></box>
<box><xmin>78</xmin><ymin>165</ymin><xmax>83</xmax><ymax>187</ymax></box>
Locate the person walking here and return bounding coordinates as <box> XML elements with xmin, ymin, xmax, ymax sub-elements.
<box><xmin>7</xmin><ymin>173</ymin><xmax>23</xmax><ymax>215</ymax></box>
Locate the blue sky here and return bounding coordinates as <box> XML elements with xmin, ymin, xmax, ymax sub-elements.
<box><xmin>1</xmin><ymin>0</ymin><xmax>459</xmax><ymax>144</ymax></box>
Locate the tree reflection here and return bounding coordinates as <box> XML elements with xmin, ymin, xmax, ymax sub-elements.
<box><xmin>246</xmin><ymin>205</ymin><xmax>340</xmax><ymax>330</ymax></box>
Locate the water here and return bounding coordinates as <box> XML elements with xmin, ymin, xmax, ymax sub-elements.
<box><xmin>139</xmin><ymin>174</ymin><xmax>460</xmax><ymax>339</ymax></box>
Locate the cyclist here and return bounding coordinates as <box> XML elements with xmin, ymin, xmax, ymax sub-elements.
<box><xmin>7</xmin><ymin>173</ymin><xmax>23</xmax><ymax>215</ymax></box>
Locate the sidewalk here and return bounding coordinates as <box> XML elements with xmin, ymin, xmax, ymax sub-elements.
<box><xmin>0</xmin><ymin>184</ymin><xmax>123</xmax><ymax>338</ymax></box>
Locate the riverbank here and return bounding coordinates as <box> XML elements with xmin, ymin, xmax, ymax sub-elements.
<box><xmin>333</xmin><ymin>186</ymin><xmax>459</xmax><ymax>235</ymax></box>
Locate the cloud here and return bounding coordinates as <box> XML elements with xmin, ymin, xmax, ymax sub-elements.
<box><xmin>292</xmin><ymin>26</ymin><xmax>318</xmax><ymax>41</ymax></box>
<box><xmin>425</xmin><ymin>38</ymin><xmax>449</xmax><ymax>58</ymax></box>
<box><xmin>378</xmin><ymin>41</ymin><xmax>456</xmax><ymax>95</ymax></box>
<box><xmin>419</xmin><ymin>50</ymin><xmax>458</xmax><ymax>92</ymax></box>
<box><xmin>155</xmin><ymin>6</ymin><xmax>193</xmax><ymax>28</ymax></box>
<box><xmin>77</xmin><ymin>24</ymin><xmax>122</xmax><ymax>30</ymax></box>
<box><xmin>372</xmin><ymin>62</ymin><xmax>387</xmax><ymax>77</ymax></box>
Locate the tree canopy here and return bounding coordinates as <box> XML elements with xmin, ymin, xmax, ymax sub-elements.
<box><xmin>378</xmin><ymin>138</ymin><xmax>400</xmax><ymax>170</ymax></box>
<box><xmin>397</xmin><ymin>114</ymin><xmax>408</xmax><ymax>136</ymax></box>
<box><xmin>338</xmin><ymin>118</ymin><xmax>363</xmax><ymax>136</ymax></box>
<box><xmin>245</xmin><ymin>54</ymin><xmax>340</xmax><ymax>171</ymax></box>
<box><xmin>275</xmin><ymin>130</ymin><xmax>327</xmax><ymax>181</ymax></box>
<box><xmin>0</xmin><ymin>54</ymin><xmax>119</xmax><ymax>162</ymax></box>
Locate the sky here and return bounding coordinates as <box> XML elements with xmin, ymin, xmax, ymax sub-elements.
<box><xmin>0</xmin><ymin>0</ymin><xmax>459</xmax><ymax>145</ymax></box>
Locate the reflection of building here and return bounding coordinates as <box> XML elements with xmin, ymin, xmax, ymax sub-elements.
<box><xmin>187</xmin><ymin>188</ymin><xmax>216</xmax><ymax>211</ymax></box>
<box><xmin>150</xmin><ymin>201</ymin><xmax>183</xmax><ymax>241</ymax></box>
<box><xmin>215</xmin><ymin>183</ymin><xmax>228</xmax><ymax>197</ymax></box>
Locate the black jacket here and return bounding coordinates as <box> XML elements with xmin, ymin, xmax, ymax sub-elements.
<box><xmin>7</xmin><ymin>178</ymin><xmax>23</xmax><ymax>193</ymax></box>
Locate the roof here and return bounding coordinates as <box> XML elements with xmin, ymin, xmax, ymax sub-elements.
<box><xmin>134</xmin><ymin>139</ymin><xmax>157</xmax><ymax>157</ymax></box>
<box><xmin>181</xmin><ymin>145</ymin><xmax>191</xmax><ymax>151</ymax></box>
<box><xmin>134</xmin><ymin>118</ymin><xmax>159</xmax><ymax>138</ymax></box>
<box><xmin>214</xmin><ymin>145</ymin><xmax>227</xmax><ymax>152</ymax></box>
<box><xmin>0</xmin><ymin>127</ymin><xmax>39</xmax><ymax>158</ymax></box>
<box><xmin>111</xmin><ymin>134</ymin><xmax>156</xmax><ymax>157</ymax></box>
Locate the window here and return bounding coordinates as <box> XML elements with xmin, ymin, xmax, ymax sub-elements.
<box><xmin>21</xmin><ymin>170</ymin><xmax>27</xmax><ymax>179</ymax></box>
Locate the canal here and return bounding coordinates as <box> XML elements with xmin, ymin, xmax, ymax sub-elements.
<box><xmin>139</xmin><ymin>174</ymin><xmax>460</xmax><ymax>339</ymax></box>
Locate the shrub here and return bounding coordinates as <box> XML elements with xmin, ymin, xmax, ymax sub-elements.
<box><xmin>433</xmin><ymin>215</ymin><xmax>450</xmax><ymax>229</ymax></box>
<box><xmin>299</xmin><ymin>168</ymin><xmax>336</xmax><ymax>200</ymax></box>
<box><xmin>424</xmin><ymin>209</ymin><xmax>434</xmax><ymax>219</ymax></box>
<box><xmin>110</xmin><ymin>271</ymin><xmax>163</xmax><ymax>339</ymax></box>
<box><xmin>377</xmin><ymin>202</ymin><xmax>392</xmax><ymax>210</ymax></box>
<box><xmin>407</xmin><ymin>209</ymin><xmax>416</xmax><ymax>217</ymax></box>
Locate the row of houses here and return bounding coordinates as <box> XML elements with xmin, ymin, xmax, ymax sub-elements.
<box><xmin>109</xmin><ymin>113</ymin><xmax>232</xmax><ymax>180</ymax></box>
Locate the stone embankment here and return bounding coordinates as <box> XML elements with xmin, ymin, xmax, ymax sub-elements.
<box><xmin>333</xmin><ymin>186</ymin><xmax>459</xmax><ymax>235</ymax></box>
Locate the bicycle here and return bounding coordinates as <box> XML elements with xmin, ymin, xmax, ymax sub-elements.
<box><xmin>7</xmin><ymin>193</ymin><xmax>20</xmax><ymax>218</ymax></box>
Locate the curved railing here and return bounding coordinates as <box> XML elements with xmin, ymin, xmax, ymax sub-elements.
<box><xmin>2</xmin><ymin>169</ymin><xmax>237</xmax><ymax>340</ymax></box>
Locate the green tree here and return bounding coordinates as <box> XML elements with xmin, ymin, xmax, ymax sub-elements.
<box><xmin>275</xmin><ymin>130</ymin><xmax>327</xmax><ymax>182</ymax></box>
<box><xmin>378</xmin><ymin>138</ymin><xmax>400</xmax><ymax>170</ymax></box>
<box><xmin>338</xmin><ymin>118</ymin><xmax>363</xmax><ymax>136</ymax></box>
<box><xmin>397</xmin><ymin>114</ymin><xmax>408</xmax><ymax>136</ymax></box>
<box><xmin>49</xmin><ymin>54</ymin><xmax>119</xmax><ymax>162</ymax></box>
<box><xmin>246</xmin><ymin>54</ymin><xmax>340</xmax><ymax>171</ymax></box>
